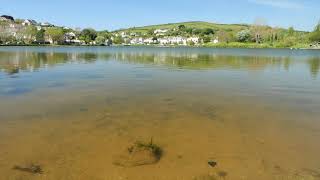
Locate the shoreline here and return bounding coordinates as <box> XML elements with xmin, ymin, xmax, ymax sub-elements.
<box><xmin>0</xmin><ymin>44</ymin><xmax>319</xmax><ymax>50</ymax></box>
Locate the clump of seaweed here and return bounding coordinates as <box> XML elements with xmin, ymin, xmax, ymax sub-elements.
<box><xmin>13</xmin><ymin>164</ymin><xmax>43</xmax><ymax>174</ymax></box>
<box><xmin>132</xmin><ymin>138</ymin><xmax>163</xmax><ymax>160</ymax></box>
<box><xmin>113</xmin><ymin>138</ymin><xmax>163</xmax><ymax>167</ymax></box>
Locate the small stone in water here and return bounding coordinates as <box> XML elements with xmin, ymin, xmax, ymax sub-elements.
<box><xmin>208</xmin><ymin>160</ymin><xmax>217</xmax><ymax>167</ymax></box>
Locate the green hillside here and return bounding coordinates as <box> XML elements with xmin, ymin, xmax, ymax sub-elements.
<box><xmin>115</xmin><ymin>21</ymin><xmax>251</xmax><ymax>33</ymax></box>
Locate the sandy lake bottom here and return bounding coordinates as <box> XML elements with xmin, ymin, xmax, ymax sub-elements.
<box><xmin>0</xmin><ymin>47</ymin><xmax>320</xmax><ymax>179</ymax></box>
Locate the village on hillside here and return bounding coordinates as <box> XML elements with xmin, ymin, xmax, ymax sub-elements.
<box><xmin>0</xmin><ymin>15</ymin><xmax>218</xmax><ymax>46</ymax></box>
<box><xmin>1</xmin><ymin>15</ymin><xmax>320</xmax><ymax>48</ymax></box>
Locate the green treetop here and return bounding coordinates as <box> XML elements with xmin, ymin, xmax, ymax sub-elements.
<box><xmin>80</xmin><ymin>28</ymin><xmax>97</xmax><ymax>44</ymax></box>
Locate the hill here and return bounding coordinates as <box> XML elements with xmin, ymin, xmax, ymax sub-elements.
<box><xmin>114</xmin><ymin>21</ymin><xmax>251</xmax><ymax>33</ymax></box>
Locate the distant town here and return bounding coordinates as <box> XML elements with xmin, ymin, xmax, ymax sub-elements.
<box><xmin>1</xmin><ymin>15</ymin><xmax>320</xmax><ymax>48</ymax></box>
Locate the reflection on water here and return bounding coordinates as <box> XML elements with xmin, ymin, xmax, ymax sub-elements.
<box><xmin>308</xmin><ymin>57</ymin><xmax>320</xmax><ymax>78</ymax></box>
<box><xmin>1</xmin><ymin>47</ymin><xmax>320</xmax><ymax>77</ymax></box>
<box><xmin>0</xmin><ymin>47</ymin><xmax>320</xmax><ymax>179</ymax></box>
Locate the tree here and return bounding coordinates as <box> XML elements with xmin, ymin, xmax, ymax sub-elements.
<box><xmin>288</xmin><ymin>27</ymin><xmax>295</xmax><ymax>36</ymax></box>
<box><xmin>36</xmin><ymin>29</ymin><xmax>45</xmax><ymax>43</ymax></box>
<box><xmin>314</xmin><ymin>21</ymin><xmax>320</xmax><ymax>32</ymax></box>
<box><xmin>237</xmin><ymin>29</ymin><xmax>251</xmax><ymax>42</ymax></box>
<box><xmin>79</xmin><ymin>28</ymin><xmax>97</xmax><ymax>44</ymax></box>
<box><xmin>45</xmin><ymin>27</ymin><xmax>65</xmax><ymax>44</ymax></box>
<box><xmin>0</xmin><ymin>33</ymin><xmax>16</xmax><ymax>44</ymax></box>
<box><xmin>147</xmin><ymin>29</ymin><xmax>155</xmax><ymax>36</ymax></box>
<box><xmin>309</xmin><ymin>31</ymin><xmax>320</xmax><ymax>42</ymax></box>
<box><xmin>309</xmin><ymin>21</ymin><xmax>320</xmax><ymax>42</ymax></box>
<box><xmin>187</xmin><ymin>40</ymin><xmax>195</xmax><ymax>46</ymax></box>
<box><xmin>113</xmin><ymin>36</ymin><xmax>124</xmax><ymax>44</ymax></box>
<box><xmin>14</xmin><ymin>19</ymin><xmax>24</xmax><ymax>24</ymax></box>
<box><xmin>95</xmin><ymin>35</ymin><xmax>106</xmax><ymax>45</ymax></box>
<box><xmin>178</xmin><ymin>25</ymin><xmax>186</xmax><ymax>30</ymax></box>
<box><xmin>23</xmin><ymin>26</ymin><xmax>37</xmax><ymax>44</ymax></box>
<box><xmin>251</xmin><ymin>17</ymin><xmax>268</xmax><ymax>43</ymax></box>
<box><xmin>202</xmin><ymin>28</ymin><xmax>215</xmax><ymax>35</ymax></box>
<box><xmin>99</xmin><ymin>30</ymin><xmax>110</xmax><ymax>39</ymax></box>
<box><xmin>216</xmin><ymin>30</ymin><xmax>235</xmax><ymax>43</ymax></box>
<box><xmin>192</xmin><ymin>28</ymin><xmax>202</xmax><ymax>35</ymax></box>
<box><xmin>202</xmin><ymin>36</ymin><xmax>211</xmax><ymax>43</ymax></box>
<box><xmin>185</xmin><ymin>28</ymin><xmax>193</xmax><ymax>34</ymax></box>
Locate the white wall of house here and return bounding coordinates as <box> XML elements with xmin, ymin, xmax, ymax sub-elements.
<box><xmin>130</xmin><ymin>37</ymin><xmax>144</xmax><ymax>44</ymax></box>
<box><xmin>187</xmin><ymin>37</ymin><xmax>200</xmax><ymax>44</ymax></box>
<box><xmin>213</xmin><ymin>38</ymin><xmax>219</xmax><ymax>44</ymax></box>
<box><xmin>144</xmin><ymin>38</ymin><xmax>155</xmax><ymax>44</ymax></box>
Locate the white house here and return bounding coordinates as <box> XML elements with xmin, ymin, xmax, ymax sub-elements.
<box><xmin>130</xmin><ymin>32</ymin><xmax>139</xmax><ymax>36</ymax></box>
<box><xmin>64</xmin><ymin>32</ymin><xmax>81</xmax><ymax>44</ymax></box>
<box><xmin>22</xmin><ymin>19</ymin><xmax>37</xmax><ymax>26</ymax></box>
<box><xmin>154</xmin><ymin>29</ymin><xmax>168</xmax><ymax>36</ymax></box>
<box><xmin>9</xmin><ymin>24</ymin><xmax>16</xmax><ymax>28</ymax></box>
<box><xmin>63</xmin><ymin>26</ymin><xmax>71</xmax><ymax>30</ymax></box>
<box><xmin>187</xmin><ymin>37</ymin><xmax>200</xmax><ymax>44</ymax></box>
<box><xmin>144</xmin><ymin>38</ymin><xmax>156</xmax><ymax>44</ymax></box>
<box><xmin>168</xmin><ymin>36</ymin><xmax>187</xmax><ymax>45</ymax></box>
<box><xmin>36</xmin><ymin>26</ymin><xmax>42</xmax><ymax>31</ymax></box>
<box><xmin>41</xmin><ymin>22</ymin><xmax>54</xmax><ymax>27</ymax></box>
<box><xmin>213</xmin><ymin>37</ymin><xmax>219</xmax><ymax>44</ymax></box>
<box><xmin>158</xmin><ymin>38</ymin><xmax>170</xmax><ymax>45</ymax></box>
<box><xmin>65</xmin><ymin>32</ymin><xmax>76</xmax><ymax>40</ymax></box>
<box><xmin>0</xmin><ymin>15</ymin><xmax>14</xmax><ymax>22</ymax></box>
<box><xmin>130</xmin><ymin>37</ymin><xmax>144</xmax><ymax>45</ymax></box>
<box><xmin>120</xmin><ymin>32</ymin><xmax>128</xmax><ymax>38</ymax></box>
<box><xmin>0</xmin><ymin>17</ymin><xmax>7</xmax><ymax>21</ymax></box>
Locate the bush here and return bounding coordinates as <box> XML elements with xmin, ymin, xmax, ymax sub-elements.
<box><xmin>202</xmin><ymin>36</ymin><xmax>212</xmax><ymax>43</ymax></box>
<box><xmin>237</xmin><ymin>29</ymin><xmax>251</xmax><ymax>42</ymax></box>
<box><xmin>309</xmin><ymin>31</ymin><xmax>320</xmax><ymax>43</ymax></box>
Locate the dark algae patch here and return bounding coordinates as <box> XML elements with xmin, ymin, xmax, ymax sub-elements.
<box><xmin>13</xmin><ymin>164</ymin><xmax>43</xmax><ymax>174</ymax></box>
<box><xmin>217</xmin><ymin>171</ymin><xmax>228</xmax><ymax>178</ymax></box>
<box><xmin>113</xmin><ymin>138</ymin><xmax>163</xmax><ymax>167</ymax></box>
<box><xmin>208</xmin><ymin>160</ymin><xmax>217</xmax><ymax>167</ymax></box>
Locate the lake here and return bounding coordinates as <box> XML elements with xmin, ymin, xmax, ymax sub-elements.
<box><xmin>0</xmin><ymin>46</ymin><xmax>319</xmax><ymax>179</ymax></box>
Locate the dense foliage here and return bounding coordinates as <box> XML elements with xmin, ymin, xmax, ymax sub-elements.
<box><xmin>79</xmin><ymin>28</ymin><xmax>97</xmax><ymax>44</ymax></box>
<box><xmin>309</xmin><ymin>22</ymin><xmax>320</xmax><ymax>42</ymax></box>
<box><xmin>45</xmin><ymin>27</ymin><xmax>65</xmax><ymax>44</ymax></box>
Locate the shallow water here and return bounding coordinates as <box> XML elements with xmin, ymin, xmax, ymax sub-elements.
<box><xmin>0</xmin><ymin>46</ymin><xmax>320</xmax><ymax>180</ymax></box>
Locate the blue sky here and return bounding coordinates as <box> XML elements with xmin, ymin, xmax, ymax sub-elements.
<box><xmin>0</xmin><ymin>0</ymin><xmax>319</xmax><ymax>31</ymax></box>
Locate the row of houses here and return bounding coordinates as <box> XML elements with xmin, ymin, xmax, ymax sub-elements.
<box><xmin>1</xmin><ymin>15</ymin><xmax>54</xmax><ymax>28</ymax></box>
<box><xmin>1</xmin><ymin>15</ymin><xmax>82</xmax><ymax>45</ymax></box>
<box><xmin>116</xmin><ymin>28</ymin><xmax>219</xmax><ymax>45</ymax></box>
<box><xmin>0</xmin><ymin>15</ymin><xmax>14</xmax><ymax>22</ymax></box>
<box><xmin>129</xmin><ymin>36</ymin><xmax>219</xmax><ymax>45</ymax></box>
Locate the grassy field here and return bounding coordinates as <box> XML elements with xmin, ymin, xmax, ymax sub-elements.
<box><xmin>114</xmin><ymin>21</ymin><xmax>251</xmax><ymax>33</ymax></box>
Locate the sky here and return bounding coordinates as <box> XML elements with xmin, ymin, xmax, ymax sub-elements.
<box><xmin>0</xmin><ymin>0</ymin><xmax>319</xmax><ymax>31</ymax></box>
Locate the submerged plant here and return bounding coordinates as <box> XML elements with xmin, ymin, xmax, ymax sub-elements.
<box><xmin>134</xmin><ymin>138</ymin><xmax>163</xmax><ymax>160</ymax></box>
<box><xmin>114</xmin><ymin>138</ymin><xmax>163</xmax><ymax>167</ymax></box>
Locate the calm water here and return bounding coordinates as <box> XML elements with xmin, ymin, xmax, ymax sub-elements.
<box><xmin>0</xmin><ymin>46</ymin><xmax>320</xmax><ymax>180</ymax></box>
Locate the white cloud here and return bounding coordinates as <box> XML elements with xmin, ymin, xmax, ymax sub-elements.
<box><xmin>248</xmin><ymin>0</ymin><xmax>304</xmax><ymax>9</ymax></box>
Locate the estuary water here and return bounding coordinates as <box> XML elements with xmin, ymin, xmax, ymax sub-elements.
<box><xmin>0</xmin><ymin>46</ymin><xmax>320</xmax><ymax>179</ymax></box>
